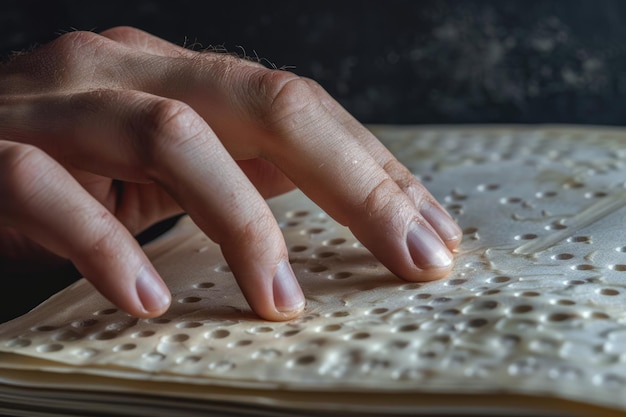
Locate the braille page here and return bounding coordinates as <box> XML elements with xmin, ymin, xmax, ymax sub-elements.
<box><xmin>1</xmin><ymin>126</ymin><xmax>626</xmax><ymax>416</ymax></box>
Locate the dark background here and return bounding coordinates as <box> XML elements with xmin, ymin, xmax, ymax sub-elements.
<box><xmin>3</xmin><ymin>0</ymin><xmax>626</xmax><ymax>125</ymax></box>
<box><xmin>2</xmin><ymin>0</ymin><xmax>626</xmax><ymax>321</ymax></box>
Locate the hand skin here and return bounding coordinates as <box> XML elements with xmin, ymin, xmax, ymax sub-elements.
<box><xmin>0</xmin><ymin>27</ymin><xmax>462</xmax><ymax>321</ymax></box>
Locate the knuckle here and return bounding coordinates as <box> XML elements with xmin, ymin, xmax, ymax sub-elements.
<box><xmin>363</xmin><ymin>178</ymin><xmax>396</xmax><ymax>217</ymax></box>
<box><xmin>14</xmin><ymin>31</ymin><xmax>108</xmax><ymax>89</ymax></box>
<box><xmin>75</xmin><ymin>211</ymin><xmax>123</xmax><ymax>260</ymax></box>
<box><xmin>98</xmin><ymin>25</ymin><xmax>141</xmax><ymax>40</ymax></box>
<box><xmin>52</xmin><ymin>30</ymin><xmax>103</xmax><ymax>51</ymax></box>
<box><xmin>248</xmin><ymin>70</ymin><xmax>323</xmax><ymax>131</ymax></box>
<box><xmin>383</xmin><ymin>158</ymin><xmax>418</xmax><ymax>190</ymax></box>
<box><xmin>226</xmin><ymin>208</ymin><xmax>281</xmax><ymax>251</ymax></box>
<box><xmin>361</xmin><ymin>177</ymin><xmax>410</xmax><ymax>225</ymax></box>
<box><xmin>382</xmin><ymin>158</ymin><xmax>430</xmax><ymax>206</ymax></box>
<box><xmin>218</xmin><ymin>204</ymin><xmax>282</xmax><ymax>244</ymax></box>
<box><xmin>131</xmin><ymin>99</ymin><xmax>206</xmax><ymax>169</ymax></box>
<box><xmin>0</xmin><ymin>143</ymin><xmax>51</xmax><ymax>213</ymax></box>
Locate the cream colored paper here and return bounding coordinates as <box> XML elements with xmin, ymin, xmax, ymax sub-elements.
<box><xmin>1</xmin><ymin>125</ymin><xmax>626</xmax><ymax>416</ymax></box>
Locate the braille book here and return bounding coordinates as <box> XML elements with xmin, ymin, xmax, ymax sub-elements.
<box><xmin>1</xmin><ymin>126</ymin><xmax>625</xmax><ymax>417</ymax></box>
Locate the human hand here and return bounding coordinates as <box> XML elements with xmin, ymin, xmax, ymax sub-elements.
<box><xmin>0</xmin><ymin>27</ymin><xmax>461</xmax><ymax>321</ymax></box>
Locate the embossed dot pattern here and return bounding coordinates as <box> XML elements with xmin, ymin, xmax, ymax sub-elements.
<box><xmin>2</xmin><ymin>127</ymin><xmax>626</xmax><ymax>413</ymax></box>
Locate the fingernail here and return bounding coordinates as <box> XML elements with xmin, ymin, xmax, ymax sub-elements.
<box><xmin>420</xmin><ymin>201</ymin><xmax>462</xmax><ymax>242</ymax></box>
<box><xmin>136</xmin><ymin>265</ymin><xmax>171</xmax><ymax>313</ymax></box>
<box><xmin>407</xmin><ymin>222</ymin><xmax>453</xmax><ymax>269</ymax></box>
<box><xmin>272</xmin><ymin>260</ymin><xmax>305</xmax><ymax>314</ymax></box>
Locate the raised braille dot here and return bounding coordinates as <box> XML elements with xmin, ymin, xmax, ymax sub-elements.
<box><xmin>585</xmin><ymin>191</ymin><xmax>608</xmax><ymax>198</ymax></box>
<box><xmin>320</xmin><ymin>324</ymin><xmax>342</xmax><ymax>332</ymax></box>
<box><xmin>164</xmin><ymin>334</ymin><xmax>190</xmax><ymax>343</ymax></box>
<box><xmin>33</xmin><ymin>325</ymin><xmax>57</xmax><ymax>332</ymax></box>
<box><xmin>207</xmin><ymin>329</ymin><xmax>230</xmax><ymax>339</ymax></box>
<box><xmin>252</xmin><ymin>348</ymin><xmax>282</xmax><ymax>360</ymax></box>
<box><xmin>463</xmin><ymin>227</ymin><xmax>478</xmax><ymax>235</ymax></box>
<box><xmin>568</xmin><ymin>236</ymin><xmax>590</xmax><ymax>243</ymax></box>
<box><xmin>489</xmin><ymin>276</ymin><xmax>511</xmax><ymax>283</ymax></box>
<box><xmin>53</xmin><ymin>330</ymin><xmax>82</xmax><ymax>342</ymax></box>
<box><xmin>329</xmin><ymin>311</ymin><xmax>349</xmax><ymax>318</ymax></box>
<box><xmin>37</xmin><ymin>343</ymin><xmax>63</xmax><ymax>353</ymax></box>
<box><xmin>177</xmin><ymin>355</ymin><xmax>202</xmax><ymax>364</ymax></box>
<box><xmin>143</xmin><ymin>352</ymin><xmax>165</xmax><ymax>362</ymax></box>
<box><xmin>468</xmin><ymin>318</ymin><xmax>488</xmax><ymax>328</ymax></box>
<box><xmin>599</xmin><ymin>288</ymin><xmax>620</xmax><ymax>296</ymax></box>
<box><xmin>277</xmin><ymin>329</ymin><xmax>301</xmax><ymax>338</ymax></box>
<box><xmin>347</xmin><ymin>332</ymin><xmax>371</xmax><ymax>340</ymax></box>
<box><xmin>251</xmin><ymin>326</ymin><xmax>274</xmax><ymax>334</ymax></box>
<box><xmin>145</xmin><ymin>318</ymin><xmax>170</xmax><ymax>324</ymax></box>
<box><xmin>307</xmin><ymin>265</ymin><xmax>328</xmax><ymax>273</ymax></box>
<box><xmin>179</xmin><ymin>296</ymin><xmax>202</xmax><ymax>303</ymax></box>
<box><xmin>324</xmin><ymin>238</ymin><xmax>346</xmax><ymax>246</ymax></box>
<box><xmin>287</xmin><ymin>210</ymin><xmax>309</xmax><ymax>218</ymax></box>
<box><xmin>500</xmin><ymin>197</ymin><xmax>522</xmax><ymax>204</ymax></box>
<box><xmin>113</xmin><ymin>343</ymin><xmax>136</xmax><ymax>352</ymax></box>
<box><xmin>132</xmin><ymin>330</ymin><xmax>155</xmax><ymax>338</ymax></box>
<box><xmin>94</xmin><ymin>308</ymin><xmax>118</xmax><ymax>316</ymax></box>
<box><xmin>400</xmin><ymin>283</ymin><xmax>422</xmax><ymax>291</ymax></box>
<box><xmin>177</xmin><ymin>321</ymin><xmax>202</xmax><ymax>329</ymax></box>
<box><xmin>6</xmin><ymin>338</ymin><xmax>31</xmax><ymax>349</ymax></box>
<box><xmin>314</xmin><ymin>251</ymin><xmax>336</xmax><ymax>259</ymax></box>
<box><xmin>329</xmin><ymin>272</ymin><xmax>352</xmax><ymax>281</ymax></box>
<box><xmin>71</xmin><ymin>319</ymin><xmax>98</xmax><ymax>328</ymax></box>
<box><xmin>294</xmin><ymin>355</ymin><xmax>316</xmax><ymax>366</ymax></box>
<box><xmin>476</xmin><ymin>300</ymin><xmax>499</xmax><ymax>310</ymax></box>
<box><xmin>478</xmin><ymin>183</ymin><xmax>500</xmax><ymax>191</ymax></box>
<box><xmin>72</xmin><ymin>348</ymin><xmax>98</xmax><ymax>358</ymax></box>
<box><xmin>439</xmin><ymin>308</ymin><xmax>460</xmax><ymax>317</ymax></box>
<box><xmin>512</xmin><ymin>305</ymin><xmax>533</xmax><ymax>314</ymax></box>
<box><xmin>409</xmin><ymin>305</ymin><xmax>434</xmax><ymax>314</ymax></box>
<box><xmin>545</xmin><ymin>220</ymin><xmax>567</xmax><ymax>231</ymax></box>
<box><xmin>214</xmin><ymin>264</ymin><xmax>232</xmax><ymax>274</ymax></box>
<box><xmin>563</xmin><ymin>181</ymin><xmax>585</xmax><ymax>189</ymax></box>
<box><xmin>412</xmin><ymin>293</ymin><xmax>432</xmax><ymax>300</ymax></box>
<box><xmin>536</xmin><ymin>191</ymin><xmax>558</xmax><ymax>198</ymax></box>
<box><xmin>547</xmin><ymin>313</ymin><xmax>576</xmax><ymax>322</ymax></box>
<box><xmin>396</xmin><ymin>324</ymin><xmax>419</xmax><ymax>332</ymax></box>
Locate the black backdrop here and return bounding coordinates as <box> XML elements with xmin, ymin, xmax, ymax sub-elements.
<box><xmin>2</xmin><ymin>0</ymin><xmax>626</xmax><ymax>321</ymax></box>
<box><xmin>3</xmin><ymin>0</ymin><xmax>626</xmax><ymax>125</ymax></box>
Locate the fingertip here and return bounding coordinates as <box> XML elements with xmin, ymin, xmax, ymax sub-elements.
<box><xmin>134</xmin><ymin>264</ymin><xmax>171</xmax><ymax>317</ymax></box>
<box><xmin>235</xmin><ymin>258</ymin><xmax>305</xmax><ymax>322</ymax></box>
<box><xmin>419</xmin><ymin>200</ymin><xmax>463</xmax><ymax>247</ymax></box>
<box><xmin>445</xmin><ymin>235</ymin><xmax>463</xmax><ymax>252</ymax></box>
<box><xmin>272</xmin><ymin>260</ymin><xmax>305</xmax><ymax>318</ymax></box>
<box><xmin>407</xmin><ymin>222</ymin><xmax>454</xmax><ymax>270</ymax></box>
